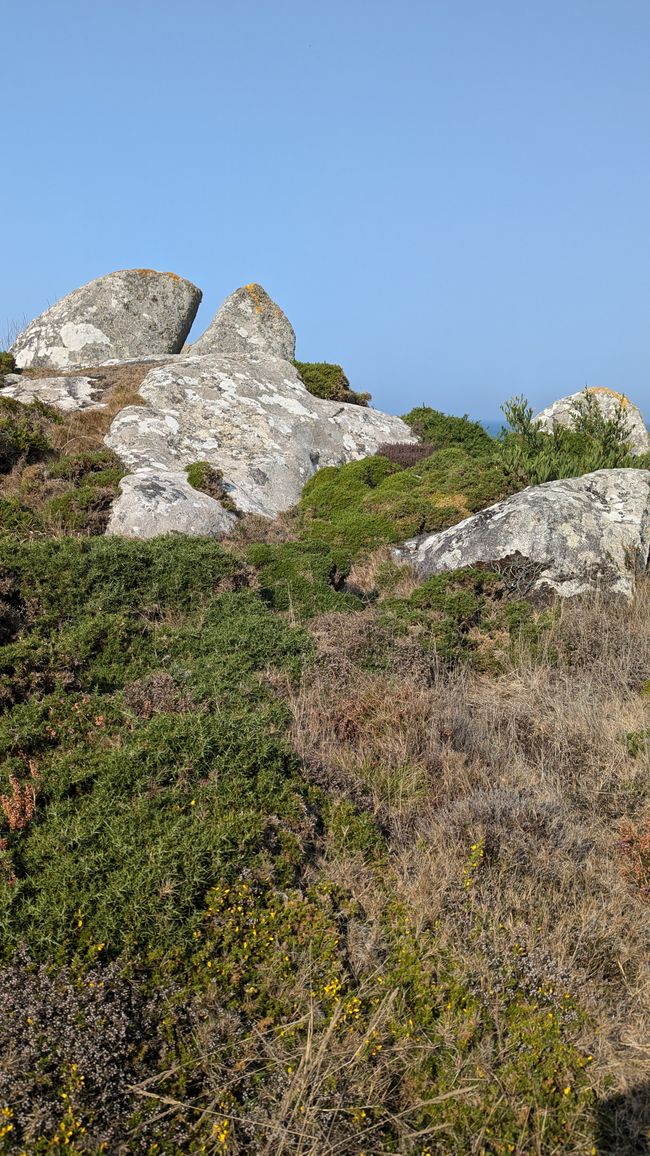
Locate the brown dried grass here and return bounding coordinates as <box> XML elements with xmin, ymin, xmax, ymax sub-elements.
<box><xmin>286</xmin><ymin>579</ymin><xmax>650</xmax><ymax>1098</ymax></box>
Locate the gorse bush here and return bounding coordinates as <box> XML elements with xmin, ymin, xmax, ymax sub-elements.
<box><xmin>0</xmin><ymin>352</ymin><xmax>16</xmax><ymax>376</ymax></box>
<box><xmin>299</xmin><ymin>444</ymin><xmax>512</xmax><ymax>556</ymax></box>
<box><xmin>403</xmin><ymin>405</ymin><xmax>496</xmax><ymax>455</ymax></box>
<box><xmin>0</xmin><ymin>401</ymin><xmax>126</xmax><ymax>538</ymax></box>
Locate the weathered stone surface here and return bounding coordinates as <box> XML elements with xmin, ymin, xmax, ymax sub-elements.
<box><xmin>394</xmin><ymin>469</ymin><xmax>650</xmax><ymax>599</ymax></box>
<box><xmin>534</xmin><ymin>388</ymin><xmax>650</xmax><ymax>456</ymax></box>
<box><xmin>191</xmin><ymin>284</ymin><xmax>296</xmax><ymax>360</ymax></box>
<box><xmin>11</xmin><ymin>270</ymin><xmax>202</xmax><ymax>371</ymax></box>
<box><xmin>105</xmin><ymin>469</ymin><xmax>237</xmax><ymax>539</ymax></box>
<box><xmin>0</xmin><ymin>374</ymin><xmax>104</xmax><ymax>411</ymax></box>
<box><xmin>105</xmin><ymin>353</ymin><xmax>414</xmax><ymax>520</ymax></box>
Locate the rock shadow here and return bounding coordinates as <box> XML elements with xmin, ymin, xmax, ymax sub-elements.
<box><xmin>596</xmin><ymin>1081</ymin><xmax>650</xmax><ymax>1154</ymax></box>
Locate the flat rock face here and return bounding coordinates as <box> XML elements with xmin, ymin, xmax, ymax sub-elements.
<box><xmin>11</xmin><ymin>269</ymin><xmax>202</xmax><ymax>371</ymax></box>
<box><xmin>0</xmin><ymin>374</ymin><xmax>105</xmax><ymax>412</ymax></box>
<box><xmin>395</xmin><ymin>469</ymin><xmax>650</xmax><ymax>599</ymax></box>
<box><xmin>534</xmin><ymin>388</ymin><xmax>650</xmax><ymax>456</ymax></box>
<box><xmin>191</xmin><ymin>284</ymin><xmax>296</xmax><ymax>360</ymax></box>
<box><xmin>105</xmin><ymin>469</ymin><xmax>237</xmax><ymax>539</ymax></box>
<box><xmin>105</xmin><ymin>353</ymin><xmax>414</xmax><ymax>520</ymax></box>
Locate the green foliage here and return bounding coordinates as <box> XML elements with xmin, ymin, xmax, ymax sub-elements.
<box><xmin>403</xmin><ymin>405</ymin><xmax>496</xmax><ymax>455</ymax></box>
<box><xmin>500</xmin><ymin>391</ymin><xmax>650</xmax><ymax>486</ymax></box>
<box><xmin>300</xmin><ymin>446</ymin><xmax>512</xmax><ymax>557</ymax></box>
<box><xmin>0</xmin><ymin>536</ymin><xmax>316</xmax><ymax>964</ymax></box>
<box><xmin>0</xmin><ymin>398</ymin><xmax>54</xmax><ymax>474</ymax></box>
<box><xmin>0</xmin><ymin>351</ymin><xmax>16</xmax><ymax>376</ymax></box>
<box><xmin>248</xmin><ymin>540</ymin><xmax>361</xmax><ymax>616</ymax></box>
<box><xmin>0</xmin><ymin>404</ymin><xmax>126</xmax><ymax>539</ymax></box>
<box><xmin>0</xmin><ymin>535</ymin><xmax>246</xmax><ymax>626</ymax></box>
<box><xmin>294</xmin><ymin>360</ymin><xmax>371</xmax><ymax>406</ymax></box>
<box><xmin>185</xmin><ymin>460</ymin><xmax>238</xmax><ymax>512</ymax></box>
<box><xmin>379</xmin><ymin>567</ymin><xmax>544</xmax><ymax>669</ymax></box>
<box><xmin>47</xmin><ymin>449</ymin><xmax>123</xmax><ymax>482</ymax></box>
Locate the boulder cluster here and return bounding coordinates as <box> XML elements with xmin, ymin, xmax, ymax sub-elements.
<box><xmin>3</xmin><ymin>268</ymin><xmax>650</xmax><ymax>599</ymax></box>
<box><xmin>5</xmin><ymin>270</ymin><xmax>413</xmax><ymax>533</ymax></box>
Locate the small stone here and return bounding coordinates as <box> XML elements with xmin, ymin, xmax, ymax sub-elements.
<box><xmin>0</xmin><ymin>374</ymin><xmax>104</xmax><ymax>412</ymax></box>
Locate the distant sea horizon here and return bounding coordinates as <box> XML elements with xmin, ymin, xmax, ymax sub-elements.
<box><xmin>479</xmin><ymin>419</ymin><xmax>507</xmax><ymax>437</ymax></box>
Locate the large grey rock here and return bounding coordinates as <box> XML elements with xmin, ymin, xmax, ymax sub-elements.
<box><xmin>534</xmin><ymin>388</ymin><xmax>650</xmax><ymax>456</ymax></box>
<box><xmin>106</xmin><ymin>469</ymin><xmax>237</xmax><ymax>539</ymax></box>
<box><xmin>11</xmin><ymin>270</ymin><xmax>202</xmax><ymax>371</ymax></box>
<box><xmin>105</xmin><ymin>352</ymin><xmax>414</xmax><ymax>521</ymax></box>
<box><xmin>191</xmin><ymin>284</ymin><xmax>296</xmax><ymax>360</ymax></box>
<box><xmin>394</xmin><ymin>469</ymin><xmax>650</xmax><ymax>600</ymax></box>
<box><xmin>0</xmin><ymin>374</ymin><xmax>105</xmax><ymax>411</ymax></box>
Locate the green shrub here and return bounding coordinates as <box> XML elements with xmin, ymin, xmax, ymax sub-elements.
<box><xmin>0</xmin><ymin>398</ymin><xmax>54</xmax><ymax>474</ymax></box>
<box><xmin>0</xmin><ymin>351</ymin><xmax>16</xmax><ymax>376</ymax></box>
<box><xmin>0</xmin><ymin>535</ymin><xmax>248</xmax><ymax>626</ymax></box>
<box><xmin>47</xmin><ymin>449</ymin><xmax>124</xmax><ymax>481</ymax></box>
<box><xmin>300</xmin><ymin>446</ymin><xmax>512</xmax><ymax>557</ymax></box>
<box><xmin>248</xmin><ymin>540</ymin><xmax>361</xmax><ymax>616</ymax></box>
<box><xmin>185</xmin><ymin>460</ymin><xmax>239</xmax><ymax>512</ymax></box>
<box><xmin>294</xmin><ymin>361</ymin><xmax>371</xmax><ymax>406</ymax></box>
<box><xmin>379</xmin><ymin>567</ymin><xmax>542</xmax><ymax>668</ymax></box>
<box><xmin>403</xmin><ymin>406</ymin><xmax>496</xmax><ymax>456</ymax></box>
<box><xmin>500</xmin><ymin>392</ymin><xmax>650</xmax><ymax>486</ymax></box>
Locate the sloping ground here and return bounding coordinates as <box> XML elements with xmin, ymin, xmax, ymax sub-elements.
<box><xmin>0</xmin><ymin>400</ymin><xmax>648</xmax><ymax>1152</ymax></box>
<box><xmin>0</xmin><ymin>530</ymin><xmax>648</xmax><ymax>1152</ymax></box>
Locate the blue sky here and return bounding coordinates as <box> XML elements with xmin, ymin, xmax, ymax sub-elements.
<box><xmin>2</xmin><ymin>0</ymin><xmax>649</xmax><ymax>419</ymax></box>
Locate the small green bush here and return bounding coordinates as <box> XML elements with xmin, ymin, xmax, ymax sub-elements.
<box><xmin>294</xmin><ymin>361</ymin><xmax>371</xmax><ymax>406</ymax></box>
<box><xmin>0</xmin><ymin>398</ymin><xmax>54</xmax><ymax>474</ymax></box>
<box><xmin>300</xmin><ymin>446</ymin><xmax>512</xmax><ymax>557</ymax></box>
<box><xmin>185</xmin><ymin>461</ymin><xmax>238</xmax><ymax>512</ymax></box>
<box><xmin>0</xmin><ymin>351</ymin><xmax>16</xmax><ymax>376</ymax></box>
<box><xmin>248</xmin><ymin>540</ymin><xmax>361</xmax><ymax>616</ymax></box>
<box><xmin>403</xmin><ymin>406</ymin><xmax>496</xmax><ymax>456</ymax></box>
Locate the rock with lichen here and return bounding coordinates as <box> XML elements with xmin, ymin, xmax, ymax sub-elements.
<box><xmin>191</xmin><ymin>284</ymin><xmax>296</xmax><ymax>360</ymax></box>
<box><xmin>105</xmin><ymin>353</ymin><xmax>414</xmax><ymax>523</ymax></box>
<box><xmin>394</xmin><ymin>468</ymin><xmax>650</xmax><ymax>600</ymax></box>
<box><xmin>11</xmin><ymin>269</ymin><xmax>202</xmax><ymax>370</ymax></box>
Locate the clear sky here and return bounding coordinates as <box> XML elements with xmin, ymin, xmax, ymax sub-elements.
<box><xmin>2</xmin><ymin>0</ymin><xmax>649</xmax><ymax>419</ymax></box>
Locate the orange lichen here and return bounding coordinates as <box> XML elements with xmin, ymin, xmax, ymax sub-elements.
<box><xmin>244</xmin><ymin>284</ymin><xmax>268</xmax><ymax>313</ymax></box>
<box><xmin>585</xmin><ymin>386</ymin><xmax>629</xmax><ymax>408</ymax></box>
<box><xmin>130</xmin><ymin>269</ymin><xmax>182</xmax><ymax>282</ymax></box>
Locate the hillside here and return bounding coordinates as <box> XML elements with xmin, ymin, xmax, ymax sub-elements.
<box><xmin>1</xmin><ymin>278</ymin><xmax>649</xmax><ymax>1153</ymax></box>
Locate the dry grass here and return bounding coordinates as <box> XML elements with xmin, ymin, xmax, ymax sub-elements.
<box><xmin>41</xmin><ymin>362</ymin><xmax>150</xmax><ymax>455</ymax></box>
<box><xmin>285</xmin><ymin>579</ymin><xmax>650</xmax><ymax>1116</ymax></box>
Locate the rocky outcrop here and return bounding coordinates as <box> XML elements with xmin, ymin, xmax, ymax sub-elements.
<box><xmin>534</xmin><ymin>388</ymin><xmax>649</xmax><ymax>456</ymax></box>
<box><xmin>191</xmin><ymin>284</ymin><xmax>296</xmax><ymax>360</ymax></box>
<box><xmin>105</xmin><ymin>469</ymin><xmax>237</xmax><ymax>539</ymax></box>
<box><xmin>105</xmin><ymin>353</ymin><xmax>414</xmax><ymax>522</ymax></box>
<box><xmin>395</xmin><ymin>469</ymin><xmax>650</xmax><ymax>599</ymax></box>
<box><xmin>10</xmin><ymin>270</ymin><xmax>202</xmax><ymax>371</ymax></box>
<box><xmin>0</xmin><ymin>373</ymin><xmax>105</xmax><ymax>411</ymax></box>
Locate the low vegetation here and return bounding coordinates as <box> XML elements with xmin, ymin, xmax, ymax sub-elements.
<box><xmin>293</xmin><ymin>361</ymin><xmax>371</xmax><ymax>407</ymax></box>
<box><xmin>0</xmin><ymin>388</ymin><xmax>648</xmax><ymax>1152</ymax></box>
